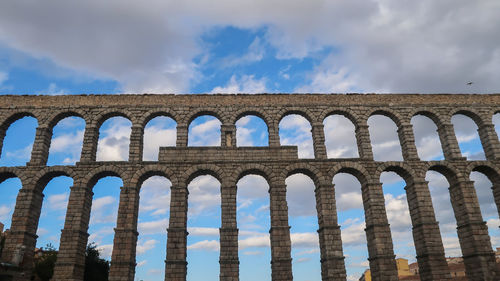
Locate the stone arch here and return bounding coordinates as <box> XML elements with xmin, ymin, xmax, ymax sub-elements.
<box><xmin>284</xmin><ymin>167</ymin><xmax>323</xmax><ymax>280</ymax></box>
<box><xmin>375</xmin><ymin>162</ymin><xmax>417</xmax><ymax>185</ymax></box>
<box><xmin>411</xmin><ymin>109</ymin><xmax>444</xmax><ymax>127</ymax></box>
<box><xmin>281</xmin><ymin>163</ymin><xmax>326</xmax><ymax>187</ymax></box>
<box><xmin>320</xmin><ymin>108</ymin><xmax>359</xmax><ymax>126</ymax></box>
<box><xmin>182</xmin><ymin>164</ymin><xmax>224</xmax><ymax>186</ymax></box>
<box><xmin>490</xmin><ymin>109</ymin><xmax>500</xmax><ymax>126</ymax></box>
<box><xmin>328</xmin><ymin>162</ymin><xmax>371</xmax><ymax>185</ymax></box>
<box><xmin>467</xmin><ymin>163</ymin><xmax>500</xmax><ymax>252</ymax></box>
<box><xmin>82</xmin><ymin>165</ymin><xmax>127</xmax><ymax>188</ymax></box>
<box><xmin>451</xmin><ymin>108</ymin><xmax>485</xmax><ymax>127</ymax></box>
<box><xmin>45</xmin><ymin>112</ymin><xmax>87</xmax><ymax>165</ymax></box>
<box><xmin>140</xmin><ymin>109</ymin><xmax>178</xmax><ymax>128</ymax></box>
<box><xmin>277</xmin><ymin>108</ymin><xmax>314</xmax><ymax>124</ymax></box>
<box><xmin>187</xmin><ymin>110</ymin><xmax>224</xmax><ymax>125</ymax></box>
<box><xmin>93</xmin><ymin>111</ymin><xmax>134</xmax><ymax>161</ymax></box>
<box><xmin>187</xmin><ymin>111</ymin><xmax>223</xmax><ymax>147</ymax></box>
<box><xmin>0</xmin><ymin>168</ymin><xmax>22</xmax><ymax>185</ymax></box>
<box><xmin>1</xmin><ymin>111</ymin><xmax>38</xmax><ymax>129</ymax></box>
<box><xmin>233</xmin><ymin>112</ymin><xmax>270</xmax><ymax>147</ymax></box>
<box><xmin>130</xmin><ymin>165</ymin><xmax>178</xmax><ymax>188</ymax></box>
<box><xmin>278</xmin><ymin>109</ymin><xmax>315</xmax><ymax>158</ymax></box>
<box><xmin>231</xmin><ymin>163</ymin><xmax>272</xmax><ymax>186</ymax></box>
<box><xmin>321</xmin><ymin>110</ymin><xmax>360</xmax><ymax>159</ymax></box>
<box><xmin>428</xmin><ymin>163</ymin><xmax>462</xmax><ymax>187</ymax></box>
<box><xmin>92</xmin><ymin>109</ymin><xmax>133</xmax><ymax>128</ymax></box>
<box><xmin>47</xmin><ymin>110</ymin><xmax>86</xmax><ymax>129</ymax></box>
<box><xmin>410</xmin><ymin>110</ymin><xmax>446</xmax><ymax>161</ymax></box>
<box><xmin>232</xmin><ymin>109</ymin><xmax>271</xmax><ymax>126</ymax></box>
<box><xmin>468</xmin><ymin>163</ymin><xmax>500</xmax><ymax>184</ymax></box>
<box><xmin>368</xmin><ymin>108</ymin><xmax>403</xmax><ymax>127</ymax></box>
<box><xmin>34</xmin><ymin>166</ymin><xmax>76</xmax><ymax>192</ymax></box>
<box><xmin>366</xmin><ymin>110</ymin><xmax>405</xmax><ymax>161</ymax></box>
<box><xmin>0</xmin><ymin>111</ymin><xmax>39</xmax><ymax>160</ymax></box>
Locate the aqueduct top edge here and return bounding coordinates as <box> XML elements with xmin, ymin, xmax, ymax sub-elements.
<box><xmin>1</xmin><ymin>93</ymin><xmax>500</xmax><ymax>108</ymax></box>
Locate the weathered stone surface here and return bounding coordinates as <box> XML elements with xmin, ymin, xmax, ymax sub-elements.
<box><xmin>0</xmin><ymin>93</ymin><xmax>499</xmax><ymax>281</ymax></box>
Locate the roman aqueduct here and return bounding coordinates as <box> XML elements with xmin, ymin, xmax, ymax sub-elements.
<box><xmin>0</xmin><ymin>94</ymin><xmax>499</xmax><ymax>281</ymax></box>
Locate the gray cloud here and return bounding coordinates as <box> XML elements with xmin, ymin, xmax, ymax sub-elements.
<box><xmin>411</xmin><ymin>115</ymin><xmax>444</xmax><ymax>160</ymax></box>
<box><xmin>4</xmin><ymin>1</ymin><xmax>496</xmax><ymax>93</ymax></box>
<box><xmin>368</xmin><ymin>115</ymin><xmax>403</xmax><ymax>161</ymax></box>
<box><xmin>286</xmin><ymin>174</ymin><xmax>317</xmax><ymax>217</ymax></box>
<box><xmin>324</xmin><ymin>115</ymin><xmax>359</xmax><ymax>158</ymax></box>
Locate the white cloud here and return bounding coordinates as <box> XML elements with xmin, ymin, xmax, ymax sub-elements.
<box><xmin>237</xmin><ymin>175</ymin><xmax>269</xmax><ymax>200</ymax></box>
<box><xmin>415</xmin><ymin>135</ymin><xmax>443</xmax><ymax>161</ymax></box>
<box><xmin>242</xmin><ymin>250</ymin><xmax>263</xmax><ymax>256</ymax></box>
<box><xmin>286</xmin><ymin>174</ymin><xmax>316</xmax><ymax>217</ymax></box>
<box><xmin>211</xmin><ymin>74</ymin><xmax>267</xmax><ymax>94</ymax></box>
<box><xmin>239</xmin><ymin>214</ymin><xmax>257</xmax><ymax>224</ymax></box>
<box><xmin>189</xmin><ymin>118</ymin><xmax>221</xmax><ymax>146</ymax></box>
<box><xmin>143</xmin><ymin>126</ymin><xmax>176</xmax><ymax>160</ymax></box>
<box><xmin>236</xmin><ymin>126</ymin><xmax>255</xmax><ymax>146</ymax></box>
<box><xmin>137</xmin><ymin>260</ymin><xmax>147</xmax><ymax>267</ymax></box>
<box><xmin>191</xmin><ymin>118</ymin><xmax>221</xmax><ymax>136</ymax></box>
<box><xmin>280</xmin><ymin>115</ymin><xmax>314</xmax><ymax>158</ymax></box>
<box><xmin>90</xmin><ymin>196</ymin><xmax>117</xmax><ymax>224</ymax></box>
<box><xmin>1</xmin><ymin>1</ymin><xmax>499</xmax><ymax>93</ymax></box>
<box><xmin>188</xmin><ymin>175</ymin><xmax>221</xmax><ymax>216</ymax></box>
<box><xmin>139</xmin><ymin>176</ymin><xmax>171</xmax><ymax>216</ymax></box>
<box><xmin>290</xmin><ymin>232</ymin><xmax>319</xmax><ymax>248</ymax></box>
<box><xmin>47</xmin><ymin>192</ymin><xmax>69</xmax><ymax>211</ymax></box>
<box><xmin>334</xmin><ymin>173</ymin><xmax>364</xmax><ymax>213</ymax></box>
<box><xmin>96</xmin><ymin>118</ymin><xmax>131</xmax><ymax>161</ymax></box>
<box><xmin>337</xmin><ymin>192</ymin><xmax>363</xmax><ymax>212</ymax></box>
<box><xmin>92</xmin><ymin>196</ymin><xmax>115</xmax><ymax>212</ymax></box>
<box><xmin>340</xmin><ymin>218</ymin><xmax>366</xmax><ymax>246</ymax></box>
<box><xmin>136</xmin><ymin>239</ymin><xmax>158</xmax><ymax>255</ymax></box>
<box><xmin>384</xmin><ymin>193</ymin><xmax>412</xmax><ymax>232</ymax></box>
<box><xmin>239</xmin><ymin>235</ymin><xmax>270</xmax><ymax>250</ymax></box>
<box><xmin>294</xmin><ymin>257</ymin><xmax>311</xmax><ymax>263</ymax></box>
<box><xmin>451</xmin><ymin>114</ymin><xmax>486</xmax><ymax>160</ymax></box>
<box><xmin>88</xmin><ymin>227</ymin><xmax>115</xmax><ymax>244</ymax></box>
<box><xmin>0</xmin><ymin>205</ymin><xmax>12</xmax><ymax>221</ymax></box>
<box><xmin>296</xmin><ymin>67</ymin><xmax>359</xmax><ymax>93</ymax></box>
<box><xmin>187</xmin><ymin>240</ymin><xmax>220</xmax><ymax>251</ymax></box>
<box><xmin>441</xmin><ymin>236</ymin><xmax>461</xmax><ymax>257</ymax></box>
<box><xmin>138</xmin><ymin>218</ymin><xmax>169</xmax><ymax>235</ymax></box>
<box><xmin>324</xmin><ymin>115</ymin><xmax>359</xmax><ymax>158</ymax></box>
<box><xmin>188</xmin><ymin>227</ymin><xmax>219</xmax><ymax>236</ymax></box>
<box><xmin>380</xmin><ymin>171</ymin><xmax>404</xmax><ymax>185</ymax></box>
<box><xmin>0</xmin><ymin>1</ymin><xmax>200</xmax><ymax>93</ymax></box>
<box><xmin>38</xmin><ymin>83</ymin><xmax>67</xmax><ymax>95</ymax></box>
<box><xmin>493</xmin><ymin>114</ymin><xmax>500</xmax><ymax>134</ymax></box>
<box><xmin>36</xmin><ymin>227</ymin><xmax>49</xmax><ymax>237</ymax></box>
<box><xmin>97</xmin><ymin>244</ymin><xmax>113</xmax><ymax>259</ymax></box>
<box><xmin>367</xmin><ymin>115</ymin><xmax>403</xmax><ymax>161</ymax></box>
<box><xmin>294</xmin><ymin>248</ymin><xmax>320</xmax><ymax>256</ymax></box>
<box><xmin>411</xmin><ymin>115</ymin><xmax>444</xmax><ymax>160</ymax></box>
<box><xmin>49</xmin><ymin>130</ymin><xmax>84</xmax><ymax>163</ymax></box>
<box><xmin>5</xmin><ymin>144</ymin><xmax>32</xmax><ymax>160</ymax></box>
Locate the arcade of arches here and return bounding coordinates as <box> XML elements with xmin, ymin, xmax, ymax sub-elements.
<box><xmin>0</xmin><ymin>93</ymin><xmax>499</xmax><ymax>281</ymax></box>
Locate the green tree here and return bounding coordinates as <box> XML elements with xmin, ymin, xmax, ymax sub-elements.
<box><xmin>33</xmin><ymin>244</ymin><xmax>58</xmax><ymax>281</ymax></box>
<box><xmin>32</xmin><ymin>242</ymin><xmax>110</xmax><ymax>281</ymax></box>
<box><xmin>84</xmin><ymin>242</ymin><xmax>110</xmax><ymax>281</ymax></box>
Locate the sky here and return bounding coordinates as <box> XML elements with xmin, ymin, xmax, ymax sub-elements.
<box><xmin>0</xmin><ymin>1</ymin><xmax>500</xmax><ymax>281</ymax></box>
